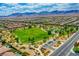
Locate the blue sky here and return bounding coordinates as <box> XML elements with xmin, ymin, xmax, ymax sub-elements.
<box><xmin>0</xmin><ymin>3</ymin><xmax>79</xmax><ymax>16</ymax></box>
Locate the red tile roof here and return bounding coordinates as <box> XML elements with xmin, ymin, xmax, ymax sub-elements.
<box><xmin>2</xmin><ymin>52</ymin><xmax>15</xmax><ymax>56</ymax></box>
<box><xmin>0</xmin><ymin>43</ymin><xmax>15</xmax><ymax>56</ymax></box>
<box><xmin>0</xmin><ymin>46</ymin><xmax>11</xmax><ymax>55</ymax></box>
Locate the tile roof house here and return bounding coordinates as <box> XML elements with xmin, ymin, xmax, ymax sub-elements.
<box><xmin>0</xmin><ymin>43</ymin><xmax>15</xmax><ymax>56</ymax></box>
<box><xmin>2</xmin><ymin>52</ymin><xmax>15</xmax><ymax>56</ymax></box>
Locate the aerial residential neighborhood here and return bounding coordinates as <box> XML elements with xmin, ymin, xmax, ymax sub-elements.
<box><xmin>0</xmin><ymin>3</ymin><xmax>79</xmax><ymax>56</ymax></box>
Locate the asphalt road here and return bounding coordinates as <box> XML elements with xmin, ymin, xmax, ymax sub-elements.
<box><xmin>50</xmin><ymin>31</ymin><xmax>79</xmax><ymax>56</ymax></box>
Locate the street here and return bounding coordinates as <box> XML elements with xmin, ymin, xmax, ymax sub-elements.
<box><xmin>50</xmin><ymin>31</ymin><xmax>79</xmax><ymax>56</ymax></box>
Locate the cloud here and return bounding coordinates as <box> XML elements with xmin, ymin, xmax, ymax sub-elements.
<box><xmin>0</xmin><ymin>3</ymin><xmax>79</xmax><ymax>16</ymax></box>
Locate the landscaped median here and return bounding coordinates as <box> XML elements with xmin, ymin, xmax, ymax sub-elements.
<box><xmin>73</xmin><ymin>40</ymin><xmax>79</xmax><ymax>53</ymax></box>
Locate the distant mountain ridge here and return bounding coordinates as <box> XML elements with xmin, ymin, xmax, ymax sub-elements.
<box><xmin>0</xmin><ymin>10</ymin><xmax>79</xmax><ymax>17</ymax></box>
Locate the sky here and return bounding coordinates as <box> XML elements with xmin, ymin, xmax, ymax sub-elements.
<box><xmin>0</xmin><ymin>3</ymin><xmax>79</xmax><ymax>16</ymax></box>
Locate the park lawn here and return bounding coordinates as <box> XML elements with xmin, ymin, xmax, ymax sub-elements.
<box><xmin>12</xmin><ymin>27</ymin><xmax>50</xmax><ymax>43</ymax></box>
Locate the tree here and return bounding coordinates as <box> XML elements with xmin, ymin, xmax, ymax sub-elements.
<box><xmin>73</xmin><ymin>43</ymin><xmax>79</xmax><ymax>53</ymax></box>
<box><xmin>28</xmin><ymin>37</ymin><xmax>31</xmax><ymax>43</ymax></box>
<box><xmin>28</xmin><ymin>25</ymin><xmax>32</xmax><ymax>29</ymax></box>
<box><xmin>2</xmin><ymin>41</ymin><xmax>6</xmax><ymax>45</ymax></box>
<box><xmin>48</xmin><ymin>30</ymin><xmax>51</xmax><ymax>35</ymax></box>
<box><xmin>0</xmin><ymin>35</ymin><xmax>2</xmax><ymax>42</ymax></box>
<box><xmin>59</xmin><ymin>29</ymin><xmax>64</xmax><ymax>36</ymax></box>
<box><xmin>76</xmin><ymin>27</ymin><xmax>78</xmax><ymax>31</ymax></box>
<box><xmin>31</xmin><ymin>37</ymin><xmax>35</xmax><ymax>45</ymax></box>
<box><xmin>0</xmin><ymin>35</ymin><xmax>2</xmax><ymax>39</ymax></box>
<box><xmin>28</xmin><ymin>37</ymin><xmax>35</xmax><ymax>44</ymax></box>
<box><xmin>64</xmin><ymin>25</ymin><xmax>67</xmax><ymax>30</ymax></box>
<box><xmin>59</xmin><ymin>30</ymin><xmax>62</xmax><ymax>36</ymax></box>
<box><xmin>43</xmin><ymin>39</ymin><xmax>47</xmax><ymax>43</ymax></box>
<box><xmin>15</xmin><ymin>37</ymin><xmax>19</xmax><ymax>43</ymax></box>
<box><xmin>74</xmin><ymin>42</ymin><xmax>79</xmax><ymax>47</ymax></box>
<box><xmin>57</xmin><ymin>41</ymin><xmax>61</xmax><ymax>44</ymax></box>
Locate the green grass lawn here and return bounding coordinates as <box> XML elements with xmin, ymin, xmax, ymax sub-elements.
<box><xmin>12</xmin><ymin>27</ymin><xmax>49</xmax><ymax>43</ymax></box>
<box><xmin>11</xmin><ymin>25</ymin><xmax>77</xmax><ymax>44</ymax></box>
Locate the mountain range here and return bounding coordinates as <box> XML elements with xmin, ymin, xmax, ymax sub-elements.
<box><xmin>0</xmin><ymin>10</ymin><xmax>79</xmax><ymax>17</ymax></box>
